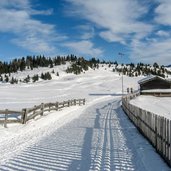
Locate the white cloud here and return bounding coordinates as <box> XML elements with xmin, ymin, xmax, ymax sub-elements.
<box><xmin>12</xmin><ymin>36</ymin><xmax>55</xmax><ymax>54</ymax></box>
<box><xmin>100</xmin><ymin>31</ymin><xmax>126</xmax><ymax>45</ymax></box>
<box><xmin>130</xmin><ymin>38</ymin><xmax>171</xmax><ymax>65</ymax></box>
<box><xmin>66</xmin><ymin>0</ymin><xmax>171</xmax><ymax>65</ymax></box>
<box><xmin>155</xmin><ymin>0</ymin><xmax>171</xmax><ymax>25</ymax></box>
<box><xmin>0</xmin><ymin>0</ymin><xmax>30</xmax><ymax>9</ymax></box>
<box><xmin>63</xmin><ymin>40</ymin><xmax>103</xmax><ymax>57</ymax></box>
<box><xmin>156</xmin><ymin>30</ymin><xmax>170</xmax><ymax>37</ymax></box>
<box><xmin>66</xmin><ymin>0</ymin><xmax>153</xmax><ymax>44</ymax></box>
<box><xmin>75</xmin><ymin>24</ymin><xmax>95</xmax><ymax>40</ymax></box>
<box><xmin>0</xmin><ymin>0</ymin><xmax>64</xmax><ymax>54</ymax></box>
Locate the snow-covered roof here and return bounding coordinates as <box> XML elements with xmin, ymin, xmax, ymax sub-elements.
<box><xmin>141</xmin><ymin>89</ymin><xmax>171</xmax><ymax>93</ymax></box>
<box><xmin>138</xmin><ymin>75</ymin><xmax>170</xmax><ymax>85</ymax></box>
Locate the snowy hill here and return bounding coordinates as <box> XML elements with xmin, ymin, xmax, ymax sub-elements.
<box><xmin>0</xmin><ymin>56</ymin><xmax>171</xmax><ymax>84</ymax></box>
<box><xmin>0</xmin><ymin>62</ymin><xmax>170</xmax><ymax>170</ymax></box>
<box><xmin>0</xmin><ymin>64</ymin><xmax>141</xmax><ymax>110</ymax></box>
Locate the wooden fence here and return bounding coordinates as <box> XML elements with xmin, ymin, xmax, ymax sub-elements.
<box><xmin>0</xmin><ymin>99</ymin><xmax>85</xmax><ymax>128</ymax></box>
<box><xmin>122</xmin><ymin>93</ymin><xmax>171</xmax><ymax>167</ymax></box>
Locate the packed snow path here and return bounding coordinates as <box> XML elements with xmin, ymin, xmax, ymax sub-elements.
<box><xmin>0</xmin><ymin>98</ymin><xmax>169</xmax><ymax>171</ymax></box>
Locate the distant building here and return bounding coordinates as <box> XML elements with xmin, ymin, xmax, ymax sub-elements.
<box><xmin>138</xmin><ymin>75</ymin><xmax>171</xmax><ymax>96</ymax></box>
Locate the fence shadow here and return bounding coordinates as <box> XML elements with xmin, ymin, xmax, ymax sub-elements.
<box><xmin>0</xmin><ymin>99</ymin><xmax>169</xmax><ymax>171</ymax></box>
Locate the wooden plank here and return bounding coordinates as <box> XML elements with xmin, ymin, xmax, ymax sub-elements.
<box><xmin>4</xmin><ymin>109</ymin><xmax>8</xmax><ymax>128</ymax></box>
<box><xmin>170</xmin><ymin>120</ymin><xmax>171</xmax><ymax>166</ymax></box>
<box><xmin>167</xmin><ymin>119</ymin><xmax>169</xmax><ymax>163</ymax></box>
<box><xmin>58</xmin><ymin>102</ymin><xmax>64</xmax><ymax>106</ymax></box>
<box><xmin>41</xmin><ymin>103</ymin><xmax>44</xmax><ymax>115</ymax></box>
<box><xmin>6</xmin><ymin>119</ymin><xmax>21</xmax><ymax>123</ymax></box>
<box><xmin>74</xmin><ymin>99</ymin><xmax>76</xmax><ymax>105</ymax></box>
<box><xmin>22</xmin><ymin>108</ymin><xmax>28</xmax><ymax>124</ymax></box>
<box><xmin>55</xmin><ymin>102</ymin><xmax>58</xmax><ymax>111</ymax></box>
<box><xmin>27</xmin><ymin>105</ymin><xmax>41</xmax><ymax>113</ymax></box>
<box><xmin>27</xmin><ymin>111</ymin><xmax>42</xmax><ymax>120</ymax></box>
<box><xmin>0</xmin><ymin>120</ymin><xmax>4</xmax><ymax>124</ymax></box>
<box><xmin>163</xmin><ymin>118</ymin><xmax>166</xmax><ymax>160</ymax></box>
<box><xmin>0</xmin><ymin>98</ymin><xmax>87</xmax><ymax>127</ymax></box>
<box><xmin>49</xmin><ymin>107</ymin><xmax>56</xmax><ymax>111</ymax></box>
<box><xmin>0</xmin><ymin>110</ymin><xmax>22</xmax><ymax>114</ymax></box>
<box><xmin>161</xmin><ymin>117</ymin><xmax>163</xmax><ymax>154</ymax></box>
<box><xmin>121</xmin><ymin>93</ymin><xmax>171</xmax><ymax>167</ymax></box>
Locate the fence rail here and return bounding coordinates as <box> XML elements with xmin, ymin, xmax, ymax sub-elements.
<box><xmin>122</xmin><ymin>93</ymin><xmax>171</xmax><ymax>167</ymax></box>
<box><xmin>0</xmin><ymin>99</ymin><xmax>85</xmax><ymax>128</ymax></box>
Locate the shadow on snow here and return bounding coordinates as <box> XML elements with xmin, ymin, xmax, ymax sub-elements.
<box><xmin>0</xmin><ymin>99</ymin><xmax>169</xmax><ymax>171</ymax></box>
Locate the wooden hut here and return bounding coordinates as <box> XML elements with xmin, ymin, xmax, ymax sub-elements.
<box><xmin>138</xmin><ymin>75</ymin><xmax>171</xmax><ymax>96</ymax></box>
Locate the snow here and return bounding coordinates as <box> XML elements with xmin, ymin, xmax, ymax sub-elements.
<box><xmin>0</xmin><ymin>65</ymin><xmax>170</xmax><ymax>170</ymax></box>
<box><xmin>0</xmin><ymin>98</ymin><xmax>169</xmax><ymax>170</ymax></box>
<box><xmin>0</xmin><ymin>65</ymin><xmax>139</xmax><ymax>111</ymax></box>
<box><xmin>138</xmin><ymin>75</ymin><xmax>171</xmax><ymax>85</ymax></box>
<box><xmin>130</xmin><ymin>95</ymin><xmax>171</xmax><ymax>119</ymax></box>
<box><xmin>142</xmin><ymin>89</ymin><xmax>171</xmax><ymax>93</ymax></box>
<box><xmin>138</xmin><ymin>75</ymin><xmax>158</xmax><ymax>84</ymax></box>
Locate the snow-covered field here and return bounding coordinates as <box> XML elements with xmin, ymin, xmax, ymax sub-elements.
<box><xmin>0</xmin><ymin>65</ymin><xmax>170</xmax><ymax>170</ymax></box>
<box><xmin>130</xmin><ymin>95</ymin><xmax>171</xmax><ymax>119</ymax></box>
<box><xmin>0</xmin><ymin>65</ymin><xmax>139</xmax><ymax>110</ymax></box>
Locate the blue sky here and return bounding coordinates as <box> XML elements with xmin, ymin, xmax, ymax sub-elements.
<box><xmin>0</xmin><ymin>0</ymin><xmax>171</xmax><ymax>65</ymax></box>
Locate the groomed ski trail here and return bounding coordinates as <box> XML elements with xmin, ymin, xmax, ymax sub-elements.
<box><xmin>0</xmin><ymin>98</ymin><xmax>169</xmax><ymax>171</ymax></box>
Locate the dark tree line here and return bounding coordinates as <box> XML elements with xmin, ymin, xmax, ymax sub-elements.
<box><xmin>66</xmin><ymin>57</ymin><xmax>100</xmax><ymax>74</ymax></box>
<box><xmin>0</xmin><ymin>54</ymin><xmax>78</xmax><ymax>75</ymax></box>
<box><xmin>0</xmin><ymin>54</ymin><xmax>170</xmax><ymax>84</ymax></box>
<box><xmin>114</xmin><ymin>62</ymin><xmax>169</xmax><ymax>78</ymax></box>
<box><xmin>0</xmin><ymin>55</ymin><xmax>101</xmax><ymax>84</ymax></box>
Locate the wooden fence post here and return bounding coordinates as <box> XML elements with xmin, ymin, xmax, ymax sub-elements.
<box><xmin>161</xmin><ymin>117</ymin><xmax>164</xmax><ymax>154</ymax></box>
<box><xmin>155</xmin><ymin>115</ymin><xmax>157</xmax><ymax>149</ymax></box>
<box><xmin>21</xmin><ymin>109</ymin><xmax>25</xmax><ymax>124</ymax></box>
<box><xmin>121</xmin><ymin>93</ymin><xmax>171</xmax><ymax>167</ymax></box>
<box><xmin>4</xmin><ymin>109</ymin><xmax>8</xmax><ymax>128</ymax></box>
<box><xmin>170</xmin><ymin>120</ymin><xmax>171</xmax><ymax>166</ymax></box>
<box><xmin>41</xmin><ymin>103</ymin><xmax>44</xmax><ymax>116</ymax></box>
<box><xmin>49</xmin><ymin>104</ymin><xmax>51</xmax><ymax>112</ymax></box>
<box><xmin>56</xmin><ymin>102</ymin><xmax>59</xmax><ymax>111</ymax></box>
<box><xmin>22</xmin><ymin>109</ymin><xmax>28</xmax><ymax>124</ymax></box>
<box><xmin>74</xmin><ymin>99</ymin><xmax>76</xmax><ymax>106</ymax></box>
<box><xmin>33</xmin><ymin>105</ymin><xmax>36</xmax><ymax>115</ymax></box>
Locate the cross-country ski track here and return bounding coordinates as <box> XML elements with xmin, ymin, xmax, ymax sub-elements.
<box><xmin>0</xmin><ymin>97</ymin><xmax>170</xmax><ymax>171</ymax></box>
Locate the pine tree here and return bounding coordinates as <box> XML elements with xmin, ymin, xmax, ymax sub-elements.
<box><xmin>40</xmin><ymin>73</ymin><xmax>45</xmax><ymax>79</ymax></box>
<box><xmin>0</xmin><ymin>76</ymin><xmax>3</xmax><ymax>82</ymax></box>
<box><xmin>10</xmin><ymin>77</ymin><xmax>15</xmax><ymax>84</ymax></box>
<box><xmin>45</xmin><ymin>72</ymin><xmax>52</xmax><ymax>80</ymax></box>
<box><xmin>5</xmin><ymin>75</ymin><xmax>9</xmax><ymax>82</ymax></box>
<box><xmin>24</xmin><ymin>75</ymin><xmax>30</xmax><ymax>83</ymax></box>
<box><xmin>32</xmin><ymin>74</ymin><xmax>39</xmax><ymax>82</ymax></box>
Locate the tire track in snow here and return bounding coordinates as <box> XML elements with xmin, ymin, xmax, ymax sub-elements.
<box><xmin>100</xmin><ymin>103</ymin><xmax>112</xmax><ymax>171</ymax></box>
<box><xmin>0</xmin><ymin>99</ymin><xmax>169</xmax><ymax>171</ymax></box>
<box><xmin>91</xmin><ymin>102</ymin><xmax>116</xmax><ymax>171</ymax></box>
<box><xmin>91</xmin><ymin>101</ymin><xmax>136</xmax><ymax>171</ymax></box>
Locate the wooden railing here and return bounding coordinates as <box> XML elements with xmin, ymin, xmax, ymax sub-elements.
<box><xmin>0</xmin><ymin>99</ymin><xmax>85</xmax><ymax>128</ymax></box>
<box><xmin>122</xmin><ymin>93</ymin><xmax>171</xmax><ymax>167</ymax></box>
